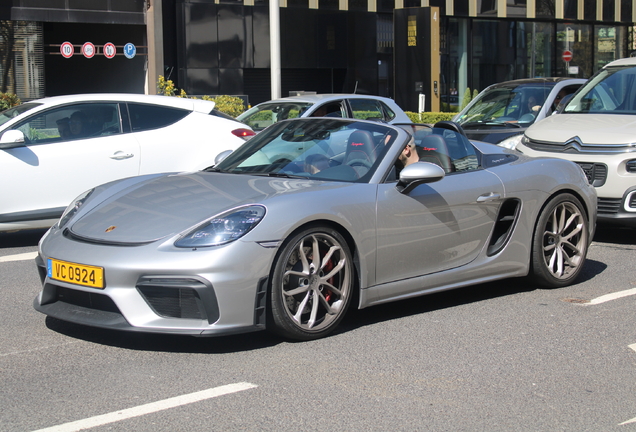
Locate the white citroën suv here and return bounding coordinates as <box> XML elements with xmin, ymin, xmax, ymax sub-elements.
<box><xmin>518</xmin><ymin>57</ymin><xmax>636</xmax><ymax>227</ymax></box>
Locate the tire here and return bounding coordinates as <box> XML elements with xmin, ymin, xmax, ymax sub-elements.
<box><xmin>268</xmin><ymin>226</ymin><xmax>353</xmax><ymax>340</ymax></box>
<box><xmin>529</xmin><ymin>193</ymin><xmax>589</xmax><ymax>288</ymax></box>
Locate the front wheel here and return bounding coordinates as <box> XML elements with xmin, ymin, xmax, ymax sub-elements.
<box><xmin>529</xmin><ymin>193</ymin><xmax>589</xmax><ymax>288</ymax></box>
<box><xmin>268</xmin><ymin>227</ymin><xmax>353</xmax><ymax>340</ymax></box>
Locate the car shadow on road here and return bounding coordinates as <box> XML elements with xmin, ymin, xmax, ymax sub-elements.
<box><xmin>593</xmin><ymin>225</ymin><xmax>636</xmax><ymax>245</ymax></box>
<box><xmin>44</xmin><ymin>316</ymin><xmax>284</xmax><ymax>354</ymax></box>
<box><xmin>336</xmin><ymin>264</ymin><xmax>602</xmax><ymax>336</ymax></box>
<box><xmin>44</xmin><ymin>256</ymin><xmax>608</xmax><ymax>353</ymax></box>
<box><xmin>0</xmin><ymin>228</ymin><xmax>47</xmax><ymax>248</ymax></box>
<box><xmin>40</xmin><ymin>227</ymin><xmax>616</xmax><ymax>353</ymax></box>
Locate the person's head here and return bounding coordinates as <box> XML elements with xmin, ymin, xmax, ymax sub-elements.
<box><xmin>553</xmin><ymin>89</ymin><xmax>567</xmax><ymax>109</ymax></box>
<box><xmin>310</xmin><ymin>106</ymin><xmax>327</xmax><ymax>117</ymax></box>
<box><xmin>398</xmin><ymin>138</ymin><xmax>419</xmax><ymax>168</ymax></box>
<box><xmin>304</xmin><ymin>153</ymin><xmax>330</xmax><ymax>174</ymax></box>
<box><xmin>57</xmin><ymin>117</ymin><xmax>70</xmax><ymax>138</ymax></box>
<box><xmin>69</xmin><ymin>111</ymin><xmax>86</xmax><ymax>136</ymax></box>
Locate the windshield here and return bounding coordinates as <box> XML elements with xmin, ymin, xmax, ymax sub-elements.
<box><xmin>564</xmin><ymin>65</ymin><xmax>636</xmax><ymax>114</ymax></box>
<box><xmin>456</xmin><ymin>84</ymin><xmax>554</xmax><ymax>127</ymax></box>
<box><xmin>237</xmin><ymin>102</ymin><xmax>314</xmax><ymax>131</ymax></box>
<box><xmin>214</xmin><ymin>118</ymin><xmax>398</xmax><ymax>183</ymax></box>
<box><xmin>0</xmin><ymin>102</ymin><xmax>41</xmax><ymax>128</ymax></box>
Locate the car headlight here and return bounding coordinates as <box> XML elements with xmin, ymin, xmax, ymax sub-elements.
<box><xmin>58</xmin><ymin>188</ymin><xmax>94</xmax><ymax>228</ymax></box>
<box><xmin>175</xmin><ymin>205</ymin><xmax>266</xmax><ymax>248</ymax></box>
<box><xmin>498</xmin><ymin>134</ymin><xmax>523</xmax><ymax>150</ymax></box>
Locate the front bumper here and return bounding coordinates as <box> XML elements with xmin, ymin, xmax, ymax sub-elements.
<box><xmin>517</xmin><ymin>144</ymin><xmax>636</xmax><ymax>226</ymax></box>
<box><xmin>33</xmin><ymin>227</ymin><xmax>275</xmax><ymax>336</ymax></box>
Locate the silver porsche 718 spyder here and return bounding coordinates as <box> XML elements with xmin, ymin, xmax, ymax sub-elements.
<box><xmin>34</xmin><ymin>118</ymin><xmax>597</xmax><ymax>340</ymax></box>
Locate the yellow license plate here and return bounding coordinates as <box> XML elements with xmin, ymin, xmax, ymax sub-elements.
<box><xmin>47</xmin><ymin>258</ymin><xmax>104</xmax><ymax>289</ymax></box>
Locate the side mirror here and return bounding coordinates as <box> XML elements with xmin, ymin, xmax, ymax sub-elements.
<box><xmin>0</xmin><ymin>130</ymin><xmax>26</xmax><ymax>149</ymax></box>
<box><xmin>397</xmin><ymin>162</ymin><xmax>445</xmax><ymax>194</ymax></box>
<box><xmin>214</xmin><ymin>149</ymin><xmax>233</xmax><ymax>165</ymax></box>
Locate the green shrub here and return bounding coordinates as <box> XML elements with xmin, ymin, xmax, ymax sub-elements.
<box><xmin>0</xmin><ymin>92</ymin><xmax>21</xmax><ymax>110</ymax></box>
<box><xmin>157</xmin><ymin>75</ymin><xmax>245</xmax><ymax>117</ymax></box>
<box><xmin>405</xmin><ymin>111</ymin><xmax>456</xmax><ymax>124</ymax></box>
<box><xmin>211</xmin><ymin>95</ymin><xmax>246</xmax><ymax>118</ymax></box>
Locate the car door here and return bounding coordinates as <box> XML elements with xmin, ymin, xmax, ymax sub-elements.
<box><xmin>1</xmin><ymin>102</ymin><xmax>139</xmax><ymax>220</ymax></box>
<box><xmin>375</xmin><ymin>129</ymin><xmax>504</xmax><ymax>285</ymax></box>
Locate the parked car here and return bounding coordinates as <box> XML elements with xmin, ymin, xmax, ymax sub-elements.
<box><xmin>517</xmin><ymin>57</ymin><xmax>636</xmax><ymax>227</ymax></box>
<box><xmin>34</xmin><ymin>118</ymin><xmax>596</xmax><ymax>341</ymax></box>
<box><xmin>453</xmin><ymin>78</ymin><xmax>585</xmax><ymax>148</ymax></box>
<box><xmin>237</xmin><ymin>93</ymin><xmax>412</xmax><ymax>132</ymax></box>
<box><xmin>0</xmin><ymin>93</ymin><xmax>254</xmax><ymax>232</ymax></box>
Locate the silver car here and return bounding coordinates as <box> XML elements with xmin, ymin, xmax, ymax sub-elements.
<box><xmin>237</xmin><ymin>93</ymin><xmax>412</xmax><ymax>132</ymax></box>
<box><xmin>34</xmin><ymin>118</ymin><xmax>596</xmax><ymax>341</ymax></box>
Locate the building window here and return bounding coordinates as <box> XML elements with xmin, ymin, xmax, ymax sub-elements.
<box><xmin>0</xmin><ymin>21</ymin><xmax>44</xmax><ymax>99</ymax></box>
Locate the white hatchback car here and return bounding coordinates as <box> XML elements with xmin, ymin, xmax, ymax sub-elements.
<box><xmin>518</xmin><ymin>57</ymin><xmax>636</xmax><ymax>227</ymax></box>
<box><xmin>0</xmin><ymin>93</ymin><xmax>254</xmax><ymax>232</ymax></box>
<box><xmin>237</xmin><ymin>93</ymin><xmax>412</xmax><ymax>132</ymax></box>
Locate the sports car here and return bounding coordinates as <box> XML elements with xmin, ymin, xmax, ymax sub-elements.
<box><xmin>34</xmin><ymin>118</ymin><xmax>597</xmax><ymax>341</ymax></box>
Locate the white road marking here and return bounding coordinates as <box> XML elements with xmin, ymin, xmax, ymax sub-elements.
<box><xmin>31</xmin><ymin>382</ymin><xmax>258</xmax><ymax>432</ymax></box>
<box><xmin>619</xmin><ymin>345</ymin><xmax>636</xmax><ymax>425</ymax></box>
<box><xmin>0</xmin><ymin>251</ymin><xmax>38</xmax><ymax>262</ymax></box>
<box><xmin>586</xmin><ymin>288</ymin><xmax>636</xmax><ymax>305</ymax></box>
<box><xmin>619</xmin><ymin>417</ymin><xmax>636</xmax><ymax>426</ymax></box>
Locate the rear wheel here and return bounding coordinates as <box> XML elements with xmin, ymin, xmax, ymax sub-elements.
<box><xmin>269</xmin><ymin>226</ymin><xmax>353</xmax><ymax>340</ymax></box>
<box><xmin>530</xmin><ymin>193</ymin><xmax>589</xmax><ymax>287</ymax></box>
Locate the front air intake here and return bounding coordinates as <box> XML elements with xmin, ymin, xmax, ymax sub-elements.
<box><xmin>136</xmin><ymin>276</ymin><xmax>219</xmax><ymax>323</ymax></box>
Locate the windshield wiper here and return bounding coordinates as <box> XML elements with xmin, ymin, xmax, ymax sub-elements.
<box><xmin>461</xmin><ymin>121</ymin><xmax>522</xmax><ymax>129</ymax></box>
<box><xmin>266</xmin><ymin>172</ymin><xmax>308</xmax><ymax>179</ymax></box>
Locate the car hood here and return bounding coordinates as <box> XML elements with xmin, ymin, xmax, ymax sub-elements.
<box><xmin>525</xmin><ymin>114</ymin><xmax>636</xmax><ymax>144</ymax></box>
<box><xmin>69</xmin><ymin>172</ymin><xmax>347</xmax><ymax>244</ymax></box>
<box><xmin>463</xmin><ymin>129</ymin><xmax>524</xmax><ymax>144</ymax></box>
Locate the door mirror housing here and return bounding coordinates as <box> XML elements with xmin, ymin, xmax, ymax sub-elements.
<box><xmin>397</xmin><ymin>162</ymin><xmax>446</xmax><ymax>194</ymax></box>
<box><xmin>0</xmin><ymin>130</ymin><xmax>26</xmax><ymax>149</ymax></box>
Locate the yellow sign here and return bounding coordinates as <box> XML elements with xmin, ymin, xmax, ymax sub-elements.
<box><xmin>408</xmin><ymin>16</ymin><xmax>417</xmax><ymax>46</ymax></box>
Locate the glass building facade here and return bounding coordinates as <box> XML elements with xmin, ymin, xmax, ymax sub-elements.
<box><xmin>0</xmin><ymin>0</ymin><xmax>633</xmax><ymax>111</ymax></box>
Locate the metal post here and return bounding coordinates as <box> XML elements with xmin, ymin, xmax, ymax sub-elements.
<box><xmin>146</xmin><ymin>0</ymin><xmax>164</xmax><ymax>95</ymax></box>
<box><xmin>270</xmin><ymin>0</ymin><xmax>281</xmax><ymax>99</ymax></box>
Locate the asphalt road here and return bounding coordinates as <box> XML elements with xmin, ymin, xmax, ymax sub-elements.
<box><xmin>1</xmin><ymin>225</ymin><xmax>635</xmax><ymax>432</ymax></box>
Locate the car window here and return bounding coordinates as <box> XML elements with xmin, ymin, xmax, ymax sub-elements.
<box><xmin>457</xmin><ymin>84</ymin><xmax>553</xmax><ymax>125</ymax></box>
<box><xmin>349</xmin><ymin>99</ymin><xmax>386</xmax><ymax>122</ymax></box>
<box><xmin>410</xmin><ymin>126</ymin><xmax>479</xmax><ymax>173</ymax></box>
<box><xmin>0</xmin><ymin>102</ymin><xmax>41</xmax><ymax>128</ymax></box>
<box><xmin>215</xmin><ymin>119</ymin><xmax>397</xmax><ymax>183</ymax></box>
<box><xmin>380</xmin><ymin>101</ymin><xmax>396</xmax><ymax>121</ymax></box>
<box><xmin>11</xmin><ymin>103</ymin><xmax>122</xmax><ymax>144</ymax></box>
<box><xmin>565</xmin><ymin>65</ymin><xmax>636</xmax><ymax>114</ymax></box>
<box><xmin>127</xmin><ymin>103</ymin><xmax>190</xmax><ymax>132</ymax></box>
<box><xmin>310</xmin><ymin>102</ymin><xmax>345</xmax><ymax>118</ymax></box>
<box><xmin>237</xmin><ymin>102</ymin><xmax>314</xmax><ymax>131</ymax></box>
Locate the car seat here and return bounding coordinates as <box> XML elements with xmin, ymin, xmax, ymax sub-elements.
<box><xmin>417</xmin><ymin>134</ymin><xmax>454</xmax><ymax>173</ymax></box>
<box><xmin>344</xmin><ymin>130</ymin><xmax>377</xmax><ymax>176</ymax></box>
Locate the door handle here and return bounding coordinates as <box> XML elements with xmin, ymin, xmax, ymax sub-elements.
<box><xmin>110</xmin><ymin>151</ymin><xmax>134</xmax><ymax>160</ymax></box>
<box><xmin>477</xmin><ymin>192</ymin><xmax>501</xmax><ymax>202</ymax></box>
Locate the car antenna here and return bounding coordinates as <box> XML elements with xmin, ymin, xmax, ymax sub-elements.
<box><xmin>353</xmin><ymin>81</ymin><xmax>358</xmax><ymax>94</ymax></box>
